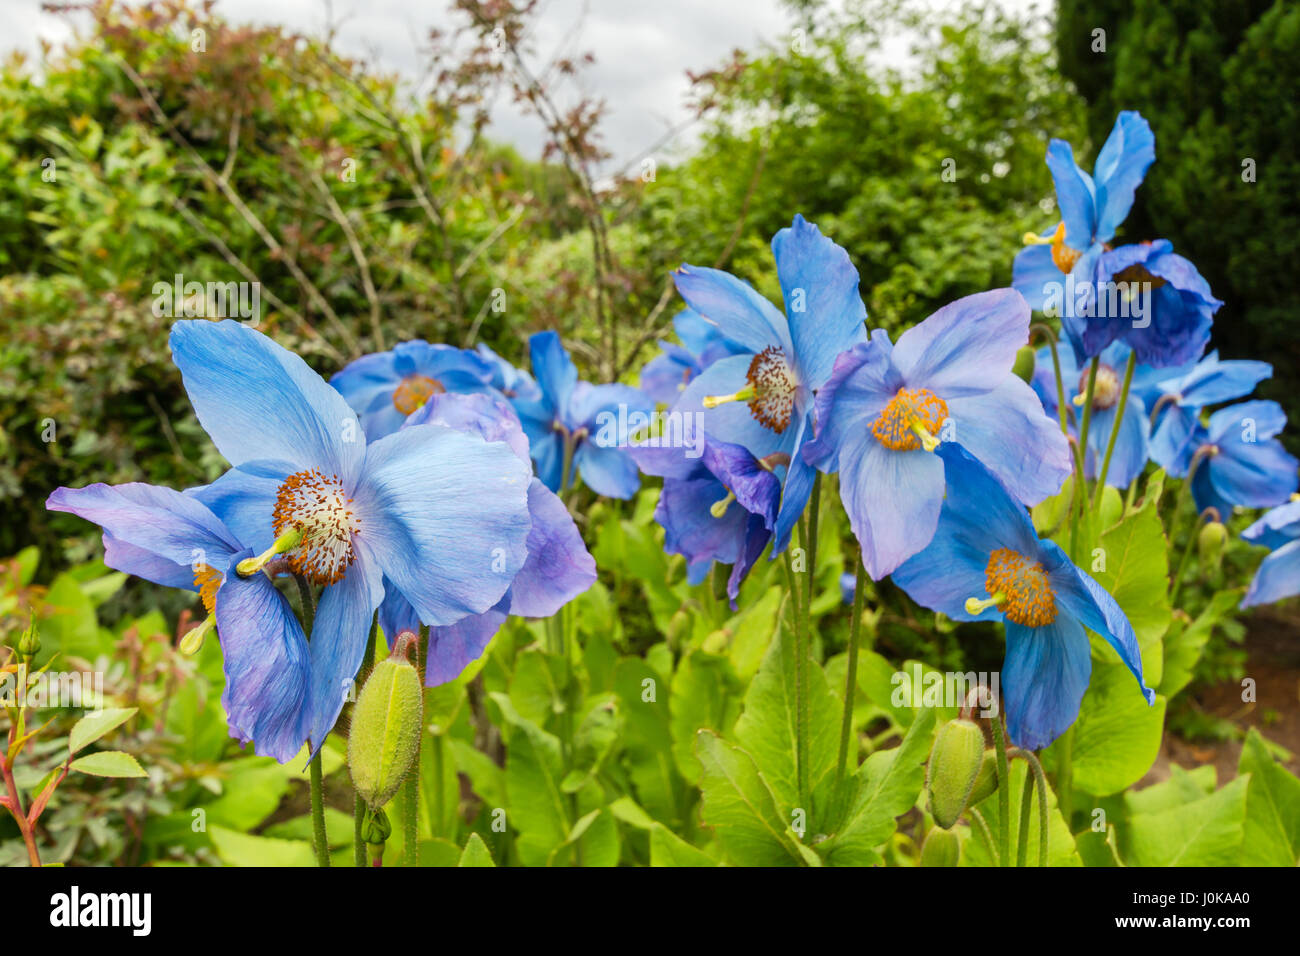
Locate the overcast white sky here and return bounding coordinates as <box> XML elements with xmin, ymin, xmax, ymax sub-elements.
<box><xmin>1</xmin><ymin>0</ymin><xmax>1044</xmax><ymax>173</ymax></box>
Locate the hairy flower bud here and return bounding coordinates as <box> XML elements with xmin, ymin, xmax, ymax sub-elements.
<box><xmin>919</xmin><ymin>825</ymin><xmax>961</xmax><ymax>867</ymax></box>
<box><xmin>967</xmin><ymin>748</ymin><xmax>1000</xmax><ymax>807</ymax></box>
<box><xmin>348</xmin><ymin>633</ymin><xmax>423</xmax><ymax>810</ymax></box>
<box><xmin>1198</xmin><ymin>520</ymin><xmax>1228</xmax><ymax>575</ymax></box>
<box><xmin>926</xmin><ymin>717</ymin><xmax>985</xmax><ymax>829</ymax></box>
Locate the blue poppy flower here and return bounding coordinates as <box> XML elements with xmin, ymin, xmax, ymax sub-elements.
<box><xmin>639</xmin><ymin>308</ymin><xmax>746</xmax><ymax>405</ymax></box>
<box><xmin>803</xmin><ymin>289</ymin><xmax>1071</xmax><ymax>579</ymax></box>
<box><xmin>1241</xmin><ymin>498</ymin><xmax>1300</xmax><ymax>608</ymax></box>
<box><xmin>330</xmin><ymin>340</ymin><xmax>497</xmax><ymax>439</ymax></box>
<box><xmin>1029</xmin><ymin>340</ymin><xmax>1151</xmax><ymax>489</ymax></box>
<box><xmin>1013</xmin><ymin>112</ymin><xmax>1155</xmax><ymax>328</ymax></box>
<box><xmin>377</xmin><ymin>392</ymin><xmax>597</xmax><ymax>684</ymax></box>
<box><xmin>891</xmin><ymin>443</ymin><xmax>1154</xmax><ymax>750</ymax></box>
<box><xmin>46</xmin><ymin>483</ymin><xmax>311</xmax><ymax>763</ymax></box>
<box><xmin>653</xmin><ymin>438</ymin><xmax>780</xmax><ymax>608</ymax></box>
<box><xmin>512</xmin><ymin>330</ymin><xmax>653</xmax><ymax>498</ymax></box>
<box><xmin>1067</xmin><ymin>240</ymin><xmax>1221</xmax><ymax>368</ymax></box>
<box><xmin>1149</xmin><ymin>351</ymin><xmax>1272</xmax><ymax>470</ymax></box>
<box><xmin>1158</xmin><ymin>400</ymin><xmax>1299</xmax><ymax>519</ymax></box>
<box><xmin>651</xmin><ymin>214</ymin><xmax>868</xmax><ymax>553</ymax></box>
<box><xmin>170</xmin><ymin>320</ymin><xmax>532</xmax><ymax>751</ymax></box>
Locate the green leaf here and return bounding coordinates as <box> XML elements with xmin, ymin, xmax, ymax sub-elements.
<box><xmin>1238</xmin><ymin>728</ymin><xmax>1300</xmax><ymax>866</ymax></box>
<box><xmin>1048</xmin><ymin>660</ymin><xmax>1166</xmax><ymax>797</ymax></box>
<box><xmin>1085</xmin><ymin>484</ymin><xmax>1171</xmax><ymax>686</ymax></box>
<box><xmin>1160</xmin><ymin>589</ymin><xmax>1241</xmax><ymax>699</ymax></box>
<box><xmin>695</xmin><ymin>730</ymin><xmax>801</xmax><ymax>866</ymax></box>
<box><xmin>68</xmin><ymin>707</ymin><xmax>136</xmax><ymax>754</ymax></box>
<box><xmin>614</xmin><ymin>659</ymin><xmax>684</xmax><ymax>827</ymax></box>
<box><xmin>669</xmin><ymin>649</ymin><xmax>742</xmax><ymax>784</ymax></box>
<box><xmin>69</xmin><ymin>750</ymin><xmax>146</xmax><ymax>778</ymax></box>
<box><xmin>492</xmin><ymin>693</ymin><xmax>569</xmax><ymax>867</ymax></box>
<box><xmin>649</xmin><ymin>824</ymin><xmax>718</xmax><ymax>867</ymax></box>
<box><xmin>818</xmin><ymin>708</ymin><xmax>935</xmax><ymax>866</ymax></box>
<box><xmin>209</xmin><ymin>826</ymin><xmax>314</xmax><ymax>867</ymax></box>
<box><xmin>732</xmin><ymin>615</ymin><xmax>842</xmax><ymax>824</ymax></box>
<box><xmin>1119</xmin><ymin>776</ymin><xmax>1249</xmax><ymax>866</ymax></box>
<box><xmin>458</xmin><ymin>832</ymin><xmax>496</xmax><ymax>867</ymax></box>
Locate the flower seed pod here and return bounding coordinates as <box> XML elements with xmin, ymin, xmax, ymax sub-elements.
<box><xmin>926</xmin><ymin>717</ymin><xmax>985</xmax><ymax>829</ymax></box>
<box><xmin>348</xmin><ymin>633</ymin><xmax>423</xmax><ymax>810</ymax></box>
<box><xmin>919</xmin><ymin>825</ymin><xmax>961</xmax><ymax>867</ymax></box>
<box><xmin>967</xmin><ymin>748</ymin><xmax>1000</xmax><ymax>807</ymax></box>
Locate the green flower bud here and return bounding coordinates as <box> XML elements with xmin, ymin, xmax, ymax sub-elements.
<box><xmin>362</xmin><ymin>807</ymin><xmax>391</xmax><ymax>847</ymax></box>
<box><xmin>919</xmin><ymin>825</ymin><xmax>961</xmax><ymax>867</ymax></box>
<box><xmin>1198</xmin><ymin>520</ymin><xmax>1228</xmax><ymax>575</ymax></box>
<box><xmin>926</xmin><ymin>717</ymin><xmax>985</xmax><ymax>829</ymax></box>
<box><xmin>348</xmin><ymin>634</ymin><xmax>423</xmax><ymax>810</ymax></box>
<box><xmin>1012</xmin><ymin>345</ymin><xmax>1036</xmax><ymax>383</ymax></box>
<box><xmin>16</xmin><ymin>613</ymin><xmax>40</xmax><ymax>660</ymax></box>
<box><xmin>967</xmin><ymin>748</ymin><xmax>1000</xmax><ymax>806</ymax></box>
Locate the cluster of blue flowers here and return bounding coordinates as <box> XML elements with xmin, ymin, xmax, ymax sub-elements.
<box><xmin>46</xmin><ymin>111</ymin><xmax>1297</xmax><ymax>764</ymax></box>
<box><xmin>635</xmin><ymin>112</ymin><xmax>1297</xmax><ymax>750</ymax></box>
<box><xmin>48</xmin><ymin>321</ymin><xmax>615</xmax><ymax>763</ymax></box>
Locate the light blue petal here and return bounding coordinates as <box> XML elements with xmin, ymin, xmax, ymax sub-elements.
<box><xmin>677</xmin><ymin>353</ymin><xmax>790</xmax><ymax>459</ymax></box>
<box><xmin>770</xmin><ymin>214</ymin><xmax>867</xmax><ymax>389</ymax></box>
<box><xmin>1241</xmin><ymin>539</ymin><xmax>1300</xmax><ymax>608</ymax></box>
<box><xmin>891</xmin><ymin>289</ymin><xmax>1030</xmax><ymax>399</ymax></box>
<box><xmin>1092</xmin><ymin>111</ymin><xmax>1155</xmax><ymax>242</ymax></box>
<box><xmin>353</xmin><ymin>423</ymin><xmax>532</xmax><ymax>626</ymax></box>
<box><xmin>1045</xmin><ymin>138</ymin><xmax>1098</xmax><ymax>249</ymax></box>
<box><xmin>509</xmin><ymin>478</ymin><xmax>597</xmax><ymax>617</ymax></box>
<box><xmin>944</xmin><ymin>375</ymin><xmax>1073</xmax><ymax>504</ymax></box>
<box><xmin>1207</xmin><ymin>439</ymin><xmax>1299</xmax><ymax>509</ymax></box>
<box><xmin>574</xmin><ymin>440</ymin><xmax>641</xmax><ymax>499</ymax></box>
<box><xmin>1242</xmin><ymin>500</ymin><xmax>1300</xmax><ymax>550</ymax></box>
<box><xmin>1002</xmin><ymin>615</ymin><xmax>1092</xmax><ymax>751</ymax></box>
<box><xmin>672</xmin><ymin>265</ymin><xmax>790</xmax><ymax>356</ymax></box>
<box><xmin>528</xmin><ymin>330</ymin><xmax>578</xmax><ymax>416</ymax></box>
<box><xmin>803</xmin><ymin>340</ymin><xmax>901</xmax><ymax>472</ymax></box>
<box><xmin>169</xmin><ymin>320</ymin><xmax>365</xmax><ymax>487</ymax></box>
<box><xmin>771</xmin><ymin>412</ymin><xmax>818</xmax><ymax>556</ymax></box>
<box><xmin>216</xmin><ymin>554</ymin><xmax>312</xmax><ymax>764</ymax></box>
<box><xmin>1012</xmin><ymin>243</ymin><xmax>1065</xmax><ymax>313</ymax></box>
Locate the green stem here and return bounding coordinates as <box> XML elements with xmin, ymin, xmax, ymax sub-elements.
<box><xmin>1030</xmin><ymin>323</ymin><xmax>1070</xmax><ymax>438</ymax></box>
<box><xmin>834</xmin><ymin>558</ymin><xmax>867</xmax><ymax>807</ymax></box>
<box><xmin>352</xmin><ymin>614</ymin><xmax>378</xmax><ymax>867</ymax></box>
<box><xmin>990</xmin><ymin>715</ymin><xmax>1010</xmax><ymax>868</ymax></box>
<box><xmin>1016</xmin><ymin>766</ymin><xmax>1034</xmax><ymax>868</ymax></box>
<box><xmin>1169</xmin><ymin>509</ymin><xmax>1209</xmax><ymax>608</ymax></box>
<box><xmin>403</xmin><ymin>626</ymin><xmax>425</xmax><ymax>866</ymax></box>
<box><xmin>1056</xmin><ymin>725</ymin><xmax>1075</xmax><ymax>827</ymax></box>
<box><xmin>970</xmin><ymin>807</ymin><xmax>999</xmax><ymax>867</ymax></box>
<box><xmin>804</xmin><ymin>474</ymin><xmax>822</xmax><ymax>615</ymax></box>
<box><xmin>1022</xmin><ymin>749</ymin><xmax>1050</xmax><ymax>867</ymax></box>
<box><xmin>309</xmin><ymin>750</ymin><xmax>330</xmax><ymax>867</ymax></box>
<box><xmin>782</xmin><ymin>545</ymin><xmax>808</xmax><ymax>811</ymax></box>
<box><xmin>1068</xmin><ymin>358</ymin><xmax>1100</xmax><ymax>561</ymax></box>
<box><xmin>1093</xmin><ymin>351</ymin><xmax>1137</xmax><ymax>506</ymax></box>
<box><xmin>294</xmin><ymin>573</ymin><xmax>316</xmax><ymax>635</ymax></box>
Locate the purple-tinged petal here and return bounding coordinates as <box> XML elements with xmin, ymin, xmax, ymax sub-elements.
<box><xmin>508</xmin><ymin>479</ymin><xmax>597</xmax><ymax>618</ymax></box>
<box><xmin>891</xmin><ymin>289</ymin><xmax>1030</xmax><ymax>399</ymax></box>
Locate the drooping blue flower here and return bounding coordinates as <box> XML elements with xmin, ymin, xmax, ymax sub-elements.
<box><xmin>512</xmin><ymin>330</ymin><xmax>654</xmax><ymax>498</ymax></box>
<box><xmin>891</xmin><ymin>443</ymin><xmax>1154</xmax><ymax>750</ymax></box>
<box><xmin>639</xmin><ymin>308</ymin><xmax>746</xmax><ymax>405</ymax></box>
<box><xmin>330</xmin><ymin>340</ymin><xmax>497</xmax><ymax>440</ymax></box>
<box><xmin>1157</xmin><ymin>400</ymin><xmax>1299</xmax><ymax>519</ymax></box>
<box><xmin>652</xmin><ymin>438</ymin><xmax>780</xmax><ymax>608</ymax></box>
<box><xmin>647</xmin><ymin>214</ymin><xmax>868</xmax><ymax>553</ymax></box>
<box><xmin>1013</xmin><ymin>111</ymin><xmax>1155</xmax><ymax>329</ymax></box>
<box><xmin>1240</xmin><ymin>498</ymin><xmax>1300</xmax><ymax>608</ymax></box>
<box><xmin>803</xmin><ymin>289</ymin><xmax>1071</xmax><ymax>579</ymax></box>
<box><xmin>1149</xmin><ymin>351</ymin><xmax>1272</xmax><ymax>470</ymax></box>
<box><xmin>46</xmin><ymin>483</ymin><xmax>312</xmax><ymax>763</ymax></box>
<box><xmin>377</xmin><ymin>392</ymin><xmax>597</xmax><ymax>684</ymax></box>
<box><xmin>171</xmin><ymin>320</ymin><xmax>532</xmax><ymax>751</ymax></box>
<box><xmin>1069</xmin><ymin>240</ymin><xmax>1221</xmax><ymax>368</ymax></box>
<box><xmin>1029</xmin><ymin>340</ymin><xmax>1152</xmax><ymax>489</ymax></box>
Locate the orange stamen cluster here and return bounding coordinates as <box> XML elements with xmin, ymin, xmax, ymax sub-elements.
<box><xmin>745</xmin><ymin>346</ymin><xmax>798</xmax><ymax>433</ymax></box>
<box><xmin>1047</xmin><ymin>222</ymin><xmax>1082</xmax><ymax>274</ymax></box>
<box><xmin>984</xmin><ymin>547</ymin><xmax>1057</xmax><ymax>627</ymax></box>
<box><xmin>272</xmin><ymin>469</ymin><xmax>360</xmax><ymax>585</ymax></box>
<box><xmin>1081</xmin><ymin>363</ymin><xmax>1121</xmax><ymax>410</ymax></box>
<box><xmin>871</xmin><ymin>388</ymin><xmax>949</xmax><ymax>451</ymax></box>
<box><xmin>193</xmin><ymin>563</ymin><xmax>222</xmax><ymax>614</ymax></box>
<box><xmin>392</xmin><ymin>374</ymin><xmax>444</xmax><ymax>415</ymax></box>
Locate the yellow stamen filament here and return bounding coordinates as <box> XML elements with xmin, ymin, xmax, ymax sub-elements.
<box><xmin>236</xmin><ymin>527</ymin><xmax>305</xmax><ymax>577</ymax></box>
<box><xmin>703</xmin><ymin>385</ymin><xmax>755</xmax><ymax>409</ymax></box>
<box><xmin>710</xmin><ymin>491</ymin><xmax>735</xmax><ymax>519</ymax></box>
<box><xmin>180</xmin><ymin>614</ymin><xmax>216</xmax><ymax>655</ymax></box>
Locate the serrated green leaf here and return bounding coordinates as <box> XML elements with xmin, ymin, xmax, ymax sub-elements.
<box><xmin>1120</xmin><ymin>776</ymin><xmax>1249</xmax><ymax>866</ymax></box>
<box><xmin>458</xmin><ymin>832</ymin><xmax>496</xmax><ymax>867</ymax></box>
<box><xmin>695</xmin><ymin>730</ymin><xmax>801</xmax><ymax>866</ymax></box>
<box><xmin>1238</xmin><ymin>728</ymin><xmax>1300</xmax><ymax>866</ymax></box>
